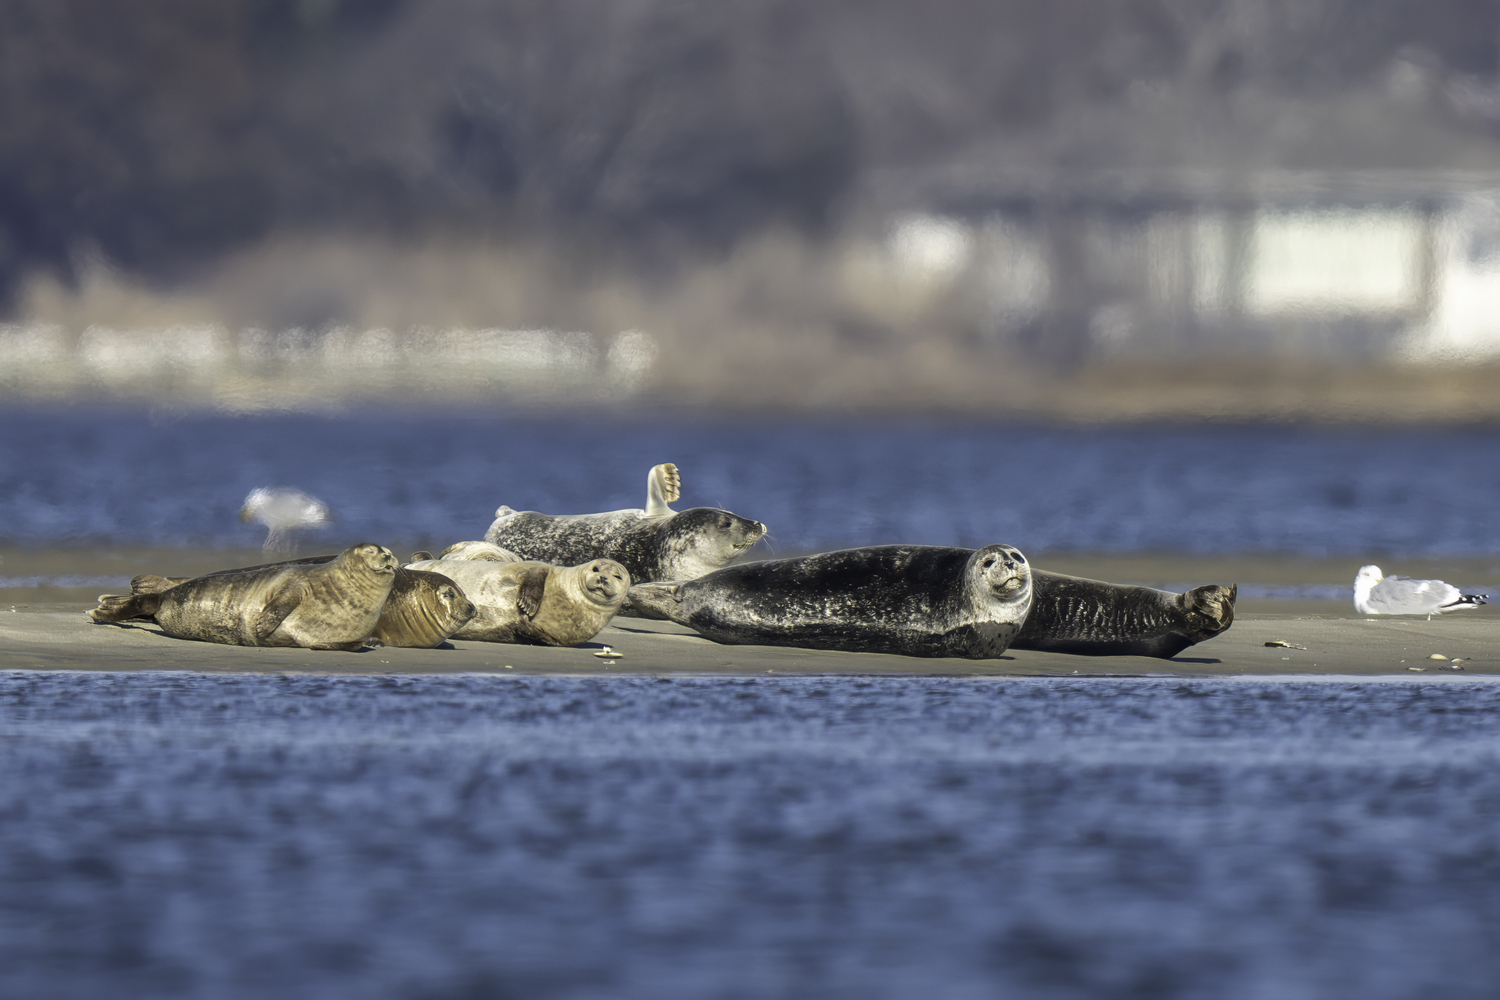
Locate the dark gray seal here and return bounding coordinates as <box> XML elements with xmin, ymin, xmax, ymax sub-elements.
<box><xmin>406</xmin><ymin>557</ymin><xmax>630</xmax><ymax>646</ymax></box>
<box><xmin>483</xmin><ymin>462</ymin><xmax>766</xmax><ymax>583</ymax></box>
<box><xmin>89</xmin><ymin>543</ymin><xmax>399</xmax><ymax>650</ymax></box>
<box><xmin>129</xmin><ymin>558</ymin><xmax>478</xmax><ymax>649</ymax></box>
<box><xmin>1012</xmin><ymin>571</ymin><xmax>1237</xmax><ymax>658</ymax></box>
<box><xmin>627</xmin><ymin>544</ymin><xmax>1032</xmax><ymax>658</ymax></box>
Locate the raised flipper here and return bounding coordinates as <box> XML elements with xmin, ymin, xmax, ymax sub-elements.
<box><xmin>645</xmin><ymin>463</ymin><xmax>681</xmax><ymax>517</ymax></box>
<box><xmin>253</xmin><ymin>583</ymin><xmax>306</xmax><ymax>642</ymax></box>
<box><xmin>409</xmin><ymin>551</ymin><xmax>434</xmax><ymax>563</ymax></box>
<box><xmin>1182</xmin><ymin>583</ymin><xmax>1237</xmax><ymax>636</ymax></box>
<box><xmin>516</xmin><ymin>566</ymin><xmax>550</xmax><ymax>619</ymax></box>
<box><xmin>89</xmin><ymin>593</ymin><xmax>162</xmax><ymax>623</ymax></box>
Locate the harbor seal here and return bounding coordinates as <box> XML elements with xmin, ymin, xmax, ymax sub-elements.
<box><xmin>435</xmin><ymin>540</ymin><xmax>521</xmax><ymax>562</ymax></box>
<box><xmin>406</xmin><ymin>557</ymin><xmax>630</xmax><ymax>645</ymax></box>
<box><xmin>129</xmin><ymin>559</ymin><xmax>477</xmax><ymax>649</ymax></box>
<box><xmin>627</xmin><ymin>544</ymin><xmax>1033</xmax><ymax>658</ymax></box>
<box><xmin>483</xmin><ymin>462</ymin><xmax>766</xmax><ymax>583</ymax></box>
<box><xmin>1011</xmin><ymin>571</ymin><xmax>1237</xmax><ymax>658</ymax></box>
<box><xmin>89</xmin><ymin>543</ymin><xmax>398</xmax><ymax>650</ymax></box>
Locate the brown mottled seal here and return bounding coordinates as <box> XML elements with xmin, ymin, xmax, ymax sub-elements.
<box><xmin>130</xmin><ymin>559</ymin><xmax>477</xmax><ymax>649</ymax></box>
<box><xmin>1011</xmin><ymin>571</ymin><xmax>1237</xmax><ymax>658</ymax></box>
<box><xmin>483</xmin><ymin>463</ymin><xmax>765</xmax><ymax>583</ymax></box>
<box><xmin>627</xmin><ymin>544</ymin><xmax>1032</xmax><ymax>659</ymax></box>
<box><xmin>89</xmin><ymin>543</ymin><xmax>398</xmax><ymax>650</ymax></box>
<box><xmin>406</xmin><ymin>557</ymin><xmax>629</xmax><ymax>645</ymax></box>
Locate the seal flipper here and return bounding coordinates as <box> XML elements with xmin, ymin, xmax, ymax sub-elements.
<box><xmin>253</xmin><ymin>583</ymin><xmax>306</xmax><ymax>642</ymax></box>
<box><xmin>624</xmin><ymin>581</ymin><xmax>684</xmax><ymax>621</ymax></box>
<box><xmin>1181</xmin><ymin>583</ymin><xmax>1237</xmax><ymax>638</ymax></box>
<box><xmin>516</xmin><ymin>566</ymin><xmax>549</xmax><ymax>619</ymax></box>
<box><xmin>409</xmin><ymin>551</ymin><xmax>434</xmax><ymax>563</ymax></box>
<box><xmin>90</xmin><ymin>592</ymin><xmax>162</xmax><ymax>623</ymax></box>
<box><xmin>645</xmin><ymin>463</ymin><xmax>681</xmax><ymax>517</ymax></box>
<box><xmin>131</xmin><ymin>574</ymin><xmax>190</xmax><ymax>595</ymax></box>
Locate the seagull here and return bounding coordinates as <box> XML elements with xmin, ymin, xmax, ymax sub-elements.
<box><xmin>1353</xmin><ymin>565</ymin><xmax>1489</xmax><ymax>617</ymax></box>
<box><xmin>240</xmin><ymin>487</ymin><xmax>331</xmax><ymax>553</ymax></box>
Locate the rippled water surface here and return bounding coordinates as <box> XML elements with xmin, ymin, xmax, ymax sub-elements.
<box><xmin>3</xmin><ymin>671</ymin><xmax>1499</xmax><ymax>999</ymax></box>
<box><xmin>2</xmin><ymin>409</ymin><xmax>1499</xmax><ymax>554</ymax></box>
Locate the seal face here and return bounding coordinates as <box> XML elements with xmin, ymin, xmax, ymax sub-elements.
<box><xmin>1011</xmin><ymin>570</ymin><xmax>1236</xmax><ymax>658</ymax></box>
<box><xmin>89</xmin><ymin>543</ymin><xmax>399</xmax><ymax>650</ymax></box>
<box><xmin>627</xmin><ymin>544</ymin><xmax>1032</xmax><ymax>659</ymax></box>
<box><xmin>406</xmin><ymin>557</ymin><xmax>630</xmax><ymax>646</ymax></box>
<box><xmin>122</xmin><ymin>558</ymin><xmax>478</xmax><ymax>649</ymax></box>
<box><xmin>370</xmin><ymin>568</ymin><xmax>477</xmax><ymax>648</ymax></box>
<box><xmin>483</xmin><ymin>463</ymin><xmax>766</xmax><ymax>583</ymax></box>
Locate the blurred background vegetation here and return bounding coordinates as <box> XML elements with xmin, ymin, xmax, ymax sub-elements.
<box><xmin>5</xmin><ymin>0</ymin><xmax>1500</xmax><ymax>416</ymax></box>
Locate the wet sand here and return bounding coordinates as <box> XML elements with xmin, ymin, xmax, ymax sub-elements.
<box><xmin>4</xmin><ymin>544</ymin><xmax>1496</xmax><ymax>676</ymax></box>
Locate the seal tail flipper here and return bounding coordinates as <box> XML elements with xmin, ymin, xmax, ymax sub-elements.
<box><xmin>625</xmin><ymin>581</ymin><xmax>685</xmax><ymax>621</ymax></box>
<box><xmin>409</xmin><ymin>551</ymin><xmax>434</xmax><ymax>563</ymax></box>
<box><xmin>492</xmin><ymin>504</ymin><xmax>517</xmax><ymax>519</ymax></box>
<box><xmin>90</xmin><ymin>593</ymin><xmax>162</xmax><ymax>623</ymax></box>
<box><xmin>1182</xmin><ymin>583</ymin><xmax>1237</xmax><ymax>635</ymax></box>
<box><xmin>131</xmin><ymin>574</ymin><xmax>189</xmax><ymax>595</ymax></box>
<box><xmin>645</xmin><ymin>463</ymin><xmax>681</xmax><ymax>516</ymax></box>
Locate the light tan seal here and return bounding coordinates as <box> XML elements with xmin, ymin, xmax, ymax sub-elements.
<box><xmin>406</xmin><ymin>557</ymin><xmax>630</xmax><ymax>645</ymax></box>
<box><xmin>129</xmin><ymin>558</ymin><xmax>477</xmax><ymax>649</ymax></box>
<box><xmin>89</xmin><ymin>543</ymin><xmax>399</xmax><ymax>650</ymax></box>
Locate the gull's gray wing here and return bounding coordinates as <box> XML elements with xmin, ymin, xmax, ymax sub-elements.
<box><xmin>1367</xmin><ymin>575</ymin><xmax>1462</xmax><ymax>614</ymax></box>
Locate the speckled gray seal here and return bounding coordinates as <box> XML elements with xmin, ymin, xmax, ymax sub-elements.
<box><xmin>89</xmin><ymin>543</ymin><xmax>399</xmax><ymax>650</ymax></box>
<box><xmin>1012</xmin><ymin>571</ymin><xmax>1237</xmax><ymax>658</ymax></box>
<box><xmin>483</xmin><ymin>463</ymin><xmax>765</xmax><ymax>583</ymax></box>
<box><xmin>129</xmin><ymin>558</ymin><xmax>478</xmax><ymax>649</ymax></box>
<box><xmin>406</xmin><ymin>557</ymin><xmax>630</xmax><ymax>646</ymax></box>
<box><xmin>628</xmin><ymin>544</ymin><xmax>1032</xmax><ymax>658</ymax></box>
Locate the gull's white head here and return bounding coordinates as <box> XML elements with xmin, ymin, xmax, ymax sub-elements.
<box><xmin>1353</xmin><ymin>564</ymin><xmax>1384</xmax><ymax>603</ymax></box>
<box><xmin>240</xmin><ymin>488</ymin><xmax>331</xmax><ymax>551</ymax></box>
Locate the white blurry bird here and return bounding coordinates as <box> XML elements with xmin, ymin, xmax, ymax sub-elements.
<box><xmin>240</xmin><ymin>488</ymin><xmax>331</xmax><ymax>553</ymax></box>
<box><xmin>1353</xmin><ymin>565</ymin><xmax>1489</xmax><ymax>617</ymax></box>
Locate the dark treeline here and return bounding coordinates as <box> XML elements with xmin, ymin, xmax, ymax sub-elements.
<box><xmin>3</xmin><ymin>0</ymin><xmax>1500</xmax><ymax>310</ymax></box>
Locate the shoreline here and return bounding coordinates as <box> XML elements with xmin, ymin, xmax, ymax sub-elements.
<box><xmin>6</xmin><ymin>601</ymin><xmax>1495</xmax><ymax>678</ymax></box>
<box><xmin>5</xmin><ymin>546</ymin><xmax>1496</xmax><ymax>677</ymax></box>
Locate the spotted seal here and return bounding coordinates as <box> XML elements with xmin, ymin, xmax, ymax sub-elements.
<box><xmin>129</xmin><ymin>557</ymin><xmax>477</xmax><ymax>649</ymax></box>
<box><xmin>627</xmin><ymin>544</ymin><xmax>1032</xmax><ymax>658</ymax></box>
<box><xmin>483</xmin><ymin>463</ymin><xmax>765</xmax><ymax>583</ymax></box>
<box><xmin>1011</xmin><ymin>571</ymin><xmax>1237</xmax><ymax>658</ymax></box>
<box><xmin>406</xmin><ymin>557</ymin><xmax>630</xmax><ymax>645</ymax></box>
<box><xmin>89</xmin><ymin>543</ymin><xmax>398</xmax><ymax>650</ymax></box>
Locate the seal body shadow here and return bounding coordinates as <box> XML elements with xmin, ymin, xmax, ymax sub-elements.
<box><xmin>406</xmin><ymin>557</ymin><xmax>630</xmax><ymax>646</ymax></box>
<box><xmin>628</xmin><ymin>544</ymin><xmax>1032</xmax><ymax>659</ymax></box>
<box><xmin>89</xmin><ymin>543</ymin><xmax>399</xmax><ymax>650</ymax></box>
<box><xmin>1012</xmin><ymin>571</ymin><xmax>1236</xmax><ymax>658</ymax></box>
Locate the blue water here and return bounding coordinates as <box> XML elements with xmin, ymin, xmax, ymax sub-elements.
<box><xmin>2</xmin><ymin>671</ymin><xmax>1499</xmax><ymax>999</ymax></box>
<box><xmin>2</xmin><ymin>409</ymin><xmax>1498</xmax><ymax>555</ymax></box>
